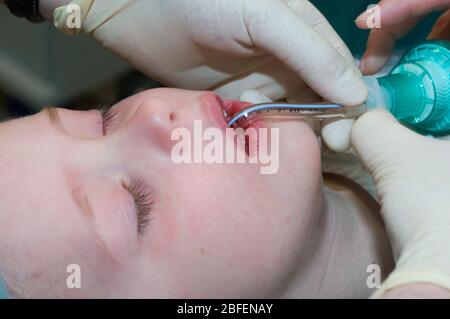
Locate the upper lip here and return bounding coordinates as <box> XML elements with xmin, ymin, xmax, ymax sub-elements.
<box><xmin>221</xmin><ymin>99</ymin><xmax>253</xmax><ymax>126</ymax></box>
<box><xmin>202</xmin><ymin>93</ymin><xmax>228</xmax><ymax>129</ymax></box>
<box><xmin>202</xmin><ymin>93</ymin><xmax>253</xmax><ymax>129</ymax></box>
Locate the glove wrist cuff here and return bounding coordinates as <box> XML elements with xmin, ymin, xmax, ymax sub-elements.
<box><xmin>371</xmin><ymin>270</ymin><xmax>450</xmax><ymax>298</ymax></box>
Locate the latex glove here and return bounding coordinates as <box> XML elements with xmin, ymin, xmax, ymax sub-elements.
<box><xmin>351</xmin><ymin>109</ymin><xmax>450</xmax><ymax>298</ymax></box>
<box><xmin>52</xmin><ymin>0</ymin><xmax>367</xmax><ymax>110</ymax></box>
<box><xmin>356</xmin><ymin>0</ymin><xmax>450</xmax><ymax>75</ymax></box>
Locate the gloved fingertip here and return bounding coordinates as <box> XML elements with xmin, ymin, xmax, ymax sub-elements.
<box><xmin>350</xmin><ymin>108</ymin><xmax>417</xmax><ymax>163</ymax></box>
<box><xmin>347</xmin><ymin>76</ymin><xmax>369</xmax><ymax>106</ymax></box>
<box><xmin>239</xmin><ymin>89</ymin><xmax>273</xmax><ymax>104</ymax></box>
<box><xmin>355</xmin><ymin>17</ymin><xmax>369</xmax><ymax>30</ymax></box>
<box><xmin>356</xmin><ymin>108</ymin><xmax>397</xmax><ymax>127</ymax></box>
<box><xmin>321</xmin><ymin>119</ymin><xmax>354</xmax><ymax>152</ymax></box>
<box><xmin>330</xmin><ymin>73</ymin><xmax>368</xmax><ymax>107</ymax></box>
<box><xmin>360</xmin><ymin>57</ymin><xmax>378</xmax><ymax>76</ymax></box>
<box><xmin>362</xmin><ymin>55</ymin><xmax>387</xmax><ymax>75</ymax></box>
<box><xmin>355</xmin><ymin>10</ymin><xmax>371</xmax><ymax>29</ymax></box>
<box><xmin>351</xmin><ymin>108</ymin><xmax>397</xmax><ymax>143</ymax></box>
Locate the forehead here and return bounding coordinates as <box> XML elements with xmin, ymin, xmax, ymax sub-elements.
<box><xmin>0</xmin><ymin>112</ymin><xmax>89</xmax><ymax>253</ymax></box>
<box><xmin>0</xmin><ymin>161</ymin><xmax>115</xmax><ymax>293</ymax></box>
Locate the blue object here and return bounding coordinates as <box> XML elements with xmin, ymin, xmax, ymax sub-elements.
<box><xmin>366</xmin><ymin>40</ymin><xmax>450</xmax><ymax>136</ymax></box>
<box><xmin>0</xmin><ymin>276</ymin><xmax>8</xmax><ymax>299</ymax></box>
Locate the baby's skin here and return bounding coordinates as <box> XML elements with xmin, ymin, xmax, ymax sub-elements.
<box><xmin>0</xmin><ymin>88</ymin><xmax>393</xmax><ymax>298</ymax></box>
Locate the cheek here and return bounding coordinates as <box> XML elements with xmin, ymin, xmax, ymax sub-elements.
<box><xmin>141</xmin><ymin>142</ymin><xmax>322</xmax><ymax>296</ymax></box>
<box><xmin>143</xmin><ymin>169</ymin><xmax>206</xmax><ymax>260</ymax></box>
<box><xmin>168</xmin><ymin>191</ymin><xmax>303</xmax><ymax>298</ymax></box>
<box><xmin>172</xmin><ymin>181</ymin><xmax>278</xmax><ymax>267</ymax></box>
<box><xmin>273</xmin><ymin>121</ymin><xmax>322</xmax><ymax>202</ymax></box>
<box><xmin>120</xmin><ymin>115</ymin><xmax>174</xmax><ymax>153</ymax></box>
<box><xmin>146</xmin><ymin>206</ymin><xmax>178</xmax><ymax>259</ymax></box>
<box><xmin>279</xmin><ymin>121</ymin><xmax>321</xmax><ymax>168</ymax></box>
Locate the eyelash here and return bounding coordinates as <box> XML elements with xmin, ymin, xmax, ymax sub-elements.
<box><xmin>100</xmin><ymin>107</ymin><xmax>119</xmax><ymax>135</ymax></box>
<box><xmin>100</xmin><ymin>107</ymin><xmax>153</xmax><ymax>233</ymax></box>
<box><xmin>125</xmin><ymin>179</ymin><xmax>154</xmax><ymax>235</ymax></box>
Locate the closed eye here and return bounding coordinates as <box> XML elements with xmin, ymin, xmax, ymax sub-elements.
<box><xmin>101</xmin><ymin>106</ymin><xmax>120</xmax><ymax>135</ymax></box>
<box><xmin>124</xmin><ymin>179</ymin><xmax>154</xmax><ymax>235</ymax></box>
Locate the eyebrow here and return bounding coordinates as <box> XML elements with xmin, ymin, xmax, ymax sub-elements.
<box><xmin>45</xmin><ymin>107</ymin><xmax>60</xmax><ymax>125</ymax></box>
<box><xmin>71</xmin><ymin>186</ymin><xmax>118</xmax><ymax>266</ymax></box>
<box><xmin>44</xmin><ymin>107</ymin><xmax>68</xmax><ymax>134</ymax></box>
<box><xmin>45</xmin><ymin>106</ymin><xmax>59</xmax><ymax>120</ymax></box>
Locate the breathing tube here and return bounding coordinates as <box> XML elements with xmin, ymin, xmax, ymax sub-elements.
<box><xmin>228</xmin><ymin>40</ymin><xmax>450</xmax><ymax>137</ymax></box>
<box><xmin>365</xmin><ymin>40</ymin><xmax>450</xmax><ymax>136</ymax></box>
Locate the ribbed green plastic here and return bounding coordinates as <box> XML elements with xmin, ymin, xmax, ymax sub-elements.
<box><xmin>377</xmin><ymin>40</ymin><xmax>450</xmax><ymax>136</ymax></box>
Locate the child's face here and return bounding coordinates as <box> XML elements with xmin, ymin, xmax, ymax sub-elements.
<box><xmin>0</xmin><ymin>88</ymin><xmax>322</xmax><ymax>298</ymax></box>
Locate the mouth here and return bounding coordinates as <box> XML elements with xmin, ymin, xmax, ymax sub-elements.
<box><xmin>203</xmin><ymin>92</ymin><xmax>254</xmax><ymax>129</ymax></box>
<box><xmin>204</xmin><ymin>93</ymin><xmax>264</xmax><ymax>155</ymax></box>
<box><xmin>221</xmin><ymin>99</ymin><xmax>254</xmax><ymax>126</ymax></box>
<box><xmin>218</xmin><ymin>96</ymin><xmax>266</xmax><ymax>155</ymax></box>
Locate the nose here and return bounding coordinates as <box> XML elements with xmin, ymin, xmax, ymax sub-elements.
<box><xmin>129</xmin><ymin>91</ymin><xmax>218</xmax><ymax>131</ymax></box>
<box><xmin>122</xmin><ymin>96</ymin><xmax>178</xmax><ymax>150</ymax></box>
<box><xmin>114</xmin><ymin>90</ymin><xmax>218</xmax><ymax>151</ymax></box>
<box><xmin>139</xmin><ymin>97</ymin><xmax>176</xmax><ymax>129</ymax></box>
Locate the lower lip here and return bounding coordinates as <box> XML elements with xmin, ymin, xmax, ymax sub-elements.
<box><xmin>223</xmin><ymin>100</ymin><xmax>268</xmax><ymax>155</ymax></box>
<box><xmin>203</xmin><ymin>93</ymin><xmax>267</xmax><ymax>155</ymax></box>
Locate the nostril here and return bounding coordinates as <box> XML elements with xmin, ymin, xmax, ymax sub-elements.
<box><xmin>169</xmin><ymin>112</ymin><xmax>176</xmax><ymax>122</ymax></box>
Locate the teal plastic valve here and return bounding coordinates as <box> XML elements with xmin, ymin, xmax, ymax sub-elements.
<box><xmin>365</xmin><ymin>40</ymin><xmax>450</xmax><ymax>136</ymax></box>
<box><xmin>0</xmin><ymin>275</ymin><xmax>8</xmax><ymax>299</ymax></box>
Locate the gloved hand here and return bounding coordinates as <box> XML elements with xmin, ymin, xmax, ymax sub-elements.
<box><xmin>356</xmin><ymin>0</ymin><xmax>450</xmax><ymax>75</ymax></box>
<box><xmin>51</xmin><ymin>0</ymin><xmax>367</xmax><ymax>150</ymax></box>
<box><xmin>351</xmin><ymin>109</ymin><xmax>450</xmax><ymax>298</ymax></box>
<box><xmin>322</xmin><ymin>0</ymin><xmax>450</xmax><ymax>153</ymax></box>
